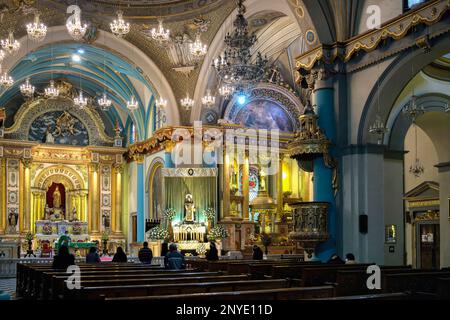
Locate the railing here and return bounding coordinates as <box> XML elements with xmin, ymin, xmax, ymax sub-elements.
<box><xmin>0</xmin><ymin>256</ymin><xmax>165</xmax><ymax>278</ymax></box>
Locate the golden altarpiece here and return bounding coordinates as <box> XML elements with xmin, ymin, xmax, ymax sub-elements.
<box><xmin>0</xmin><ymin>81</ymin><xmax>126</xmax><ymax>255</ymax></box>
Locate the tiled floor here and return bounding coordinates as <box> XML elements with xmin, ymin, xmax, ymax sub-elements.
<box><xmin>0</xmin><ymin>278</ymin><xmax>16</xmax><ymax>300</ymax></box>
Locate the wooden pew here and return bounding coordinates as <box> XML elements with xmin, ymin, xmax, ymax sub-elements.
<box><xmin>247</xmin><ymin>262</ymin><xmax>322</xmax><ymax>279</ymax></box>
<box><xmin>104</xmin><ymin>286</ymin><xmax>335</xmax><ymax>301</ymax></box>
<box><xmin>437</xmin><ymin>278</ymin><xmax>450</xmax><ymax>299</ymax></box>
<box><xmin>301</xmin><ymin>265</ymin><xmax>373</xmax><ymax>287</ymax></box>
<box><xmin>384</xmin><ymin>271</ymin><xmax>450</xmax><ymax>295</ymax></box>
<box><xmin>74</xmin><ymin>278</ymin><xmax>294</xmax><ymax>300</ymax></box>
<box><xmin>312</xmin><ymin>293</ymin><xmax>411</xmax><ymax>300</ymax></box>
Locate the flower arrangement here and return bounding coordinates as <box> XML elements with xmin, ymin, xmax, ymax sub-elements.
<box><xmin>42</xmin><ymin>223</ymin><xmax>53</xmax><ymax>235</ymax></box>
<box><xmin>101</xmin><ymin>231</ymin><xmax>109</xmax><ymax>241</ymax></box>
<box><xmin>203</xmin><ymin>208</ymin><xmax>216</xmax><ymax>221</ymax></box>
<box><xmin>147</xmin><ymin>226</ymin><xmax>169</xmax><ymax>241</ymax></box>
<box><xmin>196</xmin><ymin>242</ymin><xmax>207</xmax><ymax>257</ymax></box>
<box><xmin>208</xmin><ymin>225</ymin><xmax>229</xmax><ymax>241</ymax></box>
<box><xmin>163</xmin><ymin>208</ymin><xmax>176</xmax><ymax>221</ymax></box>
<box><xmin>25</xmin><ymin>232</ymin><xmax>34</xmax><ymax>242</ymax></box>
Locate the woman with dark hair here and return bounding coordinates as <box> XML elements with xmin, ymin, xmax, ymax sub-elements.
<box><xmin>52</xmin><ymin>245</ymin><xmax>75</xmax><ymax>269</ymax></box>
<box><xmin>112</xmin><ymin>246</ymin><xmax>128</xmax><ymax>263</ymax></box>
<box><xmin>86</xmin><ymin>246</ymin><xmax>101</xmax><ymax>263</ymax></box>
<box><xmin>327</xmin><ymin>254</ymin><xmax>345</xmax><ymax>264</ymax></box>
<box><xmin>345</xmin><ymin>253</ymin><xmax>357</xmax><ymax>264</ymax></box>
<box><xmin>252</xmin><ymin>245</ymin><xmax>264</xmax><ymax>260</ymax></box>
<box><xmin>161</xmin><ymin>242</ymin><xmax>169</xmax><ymax>258</ymax></box>
<box><xmin>205</xmin><ymin>242</ymin><xmax>219</xmax><ymax>261</ymax></box>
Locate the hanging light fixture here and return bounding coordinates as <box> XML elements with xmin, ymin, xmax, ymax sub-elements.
<box><xmin>180</xmin><ymin>92</ymin><xmax>194</xmax><ymax>110</ymax></box>
<box><xmin>66</xmin><ymin>8</ymin><xmax>88</xmax><ymax>41</ymax></box>
<box><xmin>202</xmin><ymin>89</ymin><xmax>216</xmax><ymax>108</ymax></box>
<box><xmin>98</xmin><ymin>92</ymin><xmax>112</xmax><ymax>111</ymax></box>
<box><xmin>20</xmin><ymin>77</ymin><xmax>35</xmax><ymax>98</ymax></box>
<box><xmin>409</xmin><ymin>124</ymin><xmax>424</xmax><ymax>178</ymax></box>
<box><xmin>218</xmin><ymin>84</ymin><xmax>235</xmax><ymax>98</ymax></box>
<box><xmin>0</xmin><ymin>66</ymin><xmax>14</xmax><ymax>88</ymax></box>
<box><xmin>74</xmin><ymin>90</ymin><xmax>88</xmax><ymax>109</ymax></box>
<box><xmin>403</xmin><ymin>95</ymin><xmax>425</xmax><ymax>122</ymax></box>
<box><xmin>1</xmin><ymin>31</ymin><xmax>20</xmax><ymax>54</ymax></box>
<box><xmin>151</xmin><ymin>19</ymin><xmax>170</xmax><ymax>44</ymax></box>
<box><xmin>26</xmin><ymin>11</ymin><xmax>47</xmax><ymax>42</ymax></box>
<box><xmin>213</xmin><ymin>0</ymin><xmax>267</xmax><ymax>91</ymax></box>
<box><xmin>189</xmin><ymin>32</ymin><xmax>207</xmax><ymax>58</ymax></box>
<box><xmin>110</xmin><ymin>10</ymin><xmax>130</xmax><ymax>38</ymax></box>
<box><xmin>444</xmin><ymin>102</ymin><xmax>450</xmax><ymax>113</ymax></box>
<box><xmin>369</xmin><ymin>64</ymin><xmax>388</xmax><ymax>144</ymax></box>
<box><xmin>45</xmin><ymin>80</ymin><xmax>59</xmax><ymax>98</ymax></box>
<box><xmin>127</xmin><ymin>95</ymin><xmax>138</xmax><ymax>111</ymax></box>
<box><xmin>156</xmin><ymin>96</ymin><xmax>167</xmax><ymax>109</ymax></box>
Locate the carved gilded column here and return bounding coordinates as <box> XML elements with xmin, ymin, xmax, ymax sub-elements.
<box><xmin>277</xmin><ymin>155</ymin><xmax>284</xmax><ymax>222</ymax></box>
<box><xmin>88</xmin><ymin>163</ymin><xmax>100</xmax><ymax>234</ymax></box>
<box><xmin>242</xmin><ymin>155</ymin><xmax>249</xmax><ymax>220</ymax></box>
<box><xmin>0</xmin><ymin>158</ymin><xmax>5</xmax><ymax>234</ymax></box>
<box><xmin>113</xmin><ymin>164</ymin><xmax>123</xmax><ymax>234</ymax></box>
<box><xmin>222</xmin><ymin>152</ymin><xmax>231</xmax><ymax>219</ymax></box>
<box><xmin>19</xmin><ymin>159</ymin><xmax>31</xmax><ymax>233</ymax></box>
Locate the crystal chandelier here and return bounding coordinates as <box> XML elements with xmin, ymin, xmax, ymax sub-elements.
<box><xmin>202</xmin><ymin>89</ymin><xmax>216</xmax><ymax>107</ymax></box>
<box><xmin>213</xmin><ymin>0</ymin><xmax>267</xmax><ymax>90</ymax></box>
<box><xmin>1</xmin><ymin>32</ymin><xmax>20</xmax><ymax>54</ymax></box>
<box><xmin>156</xmin><ymin>96</ymin><xmax>167</xmax><ymax>109</ymax></box>
<box><xmin>98</xmin><ymin>92</ymin><xmax>112</xmax><ymax>110</ymax></box>
<box><xmin>218</xmin><ymin>84</ymin><xmax>235</xmax><ymax>98</ymax></box>
<box><xmin>27</xmin><ymin>12</ymin><xmax>47</xmax><ymax>42</ymax></box>
<box><xmin>402</xmin><ymin>95</ymin><xmax>424</xmax><ymax>122</ymax></box>
<box><xmin>445</xmin><ymin>102</ymin><xmax>450</xmax><ymax>113</ymax></box>
<box><xmin>44</xmin><ymin>80</ymin><xmax>59</xmax><ymax>99</ymax></box>
<box><xmin>74</xmin><ymin>91</ymin><xmax>88</xmax><ymax>109</ymax></box>
<box><xmin>0</xmin><ymin>66</ymin><xmax>14</xmax><ymax>88</ymax></box>
<box><xmin>409</xmin><ymin>125</ymin><xmax>424</xmax><ymax>178</ymax></box>
<box><xmin>189</xmin><ymin>33</ymin><xmax>207</xmax><ymax>58</ymax></box>
<box><xmin>20</xmin><ymin>77</ymin><xmax>35</xmax><ymax>97</ymax></box>
<box><xmin>66</xmin><ymin>11</ymin><xmax>88</xmax><ymax>41</ymax></box>
<box><xmin>151</xmin><ymin>19</ymin><xmax>170</xmax><ymax>44</ymax></box>
<box><xmin>180</xmin><ymin>93</ymin><xmax>194</xmax><ymax>110</ymax></box>
<box><xmin>110</xmin><ymin>10</ymin><xmax>130</xmax><ymax>38</ymax></box>
<box><xmin>369</xmin><ymin>115</ymin><xmax>389</xmax><ymax>144</ymax></box>
<box><xmin>0</xmin><ymin>50</ymin><xmax>5</xmax><ymax>63</ymax></box>
<box><xmin>127</xmin><ymin>95</ymin><xmax>138</xmax><ymax>111</ymax></box>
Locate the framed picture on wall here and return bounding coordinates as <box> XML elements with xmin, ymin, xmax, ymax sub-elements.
<box><xmin>385</xmin><ymin>225</ymin><xmax>397</xmax><ymax>244</ymax></box>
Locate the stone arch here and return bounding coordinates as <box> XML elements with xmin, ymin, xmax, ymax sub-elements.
<box><xmin>34</xmin><ymin>165</ymin><xmax>86</xmax><ymax>191</ymax></box>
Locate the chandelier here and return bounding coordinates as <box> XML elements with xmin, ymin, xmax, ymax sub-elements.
<box><xmin>213</xmin><ymin>0</ymin><xmax>267</xmax><ymax>89</ymax></box>
<box><xmin>151</xmin><ymin>19</ymin><xmax>170</xmax><ymax>44</ymax></box>
<box><xmin>409</xmin><ymin>125</ymin><xmax>424</xmax><ymax>178</ymax></box>
<box><xmin>180</xmin><ymin>93</ymin><xmax>194</xmax><ymax>110</ymax></box>
<box><xmin>0</xmin><ymin>66</ymin><xmax>13</xmax><ymax>88</ymax></box>
<box><xmin>110</xmin><ymin>10</ymin><xmax>130</xmax><ymax>38</ymax></box>
<box><xmin>98</xmin><ymin>92</ymin><xmax>112</xmax><ymax>110</ymax></box>
<box><xmin>27</xmin><ymin>12</ymin><xmax>47</xmax><ymax>42</ymax></box>
<box><xmin>445</xmin><ymin>102</ymin><xmax>450</xmax><ymax>113</ymax></box>
<box><xmin>369</xmin><ymin>115</ymin><xmax>389</xmax><ymax>144</ymax></box>
<box><xmin>1</xmin><ymin>32</ymin><xmax>20</xmax><ymax>54</ymax></box>
<box><xmin>402</xmin><ymin>95</ymin><xmax>424</xmax><ymax>122</ymax></box>
<box><xmin>202</xmin><ymin>89</ymin><xmax>215</xmax><ymax>107</ymax></box>
<box><xmin>44</xmin><ymin>80</ymin><xmax>59</xmax><ymax>99</ymax></box>
<box><xmin>189</xmin><ymin>33</ymin><xmax>207</xmax><ymax>58</ymax></box>
<box><xmin>127</xmin><ymin>95</ymin><xmax>138</xmax><ymax>111</ymax></box>
<box><xmin>74</xmin><ymin>91</ymin><xmax>88</xmax><ymax>109</ymax></box>
<box><xmin>156</xmin><ymin>96</ymin><xmax>167</xmax><ymax>109</ymax></box>
<box><xmin>20</xmin><ymin>77</ymin><xmax>35</xmax><ymax>97</ymax></box>
<box><xmin>0</xmin><ymin>50</ymin><xmax>4</xmax><ymax>63</ymax></box>
<box><xmin>218</xmin><ymin>84</ymin><xmax>235</xmax><ymax>98</ymax></box>
<box><xmin>66</xmin><ymin>11</ymin><xmax>88</xmax><ymax>41</ymax></box>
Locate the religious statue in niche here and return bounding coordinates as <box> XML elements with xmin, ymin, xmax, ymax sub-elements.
<box><xmin>70</xmin><ymin>206</ymin><xmax>78</xmax><ymax>222</ymax></box>
<box><xmin>8</xmin><ymin>208</ymin><xmax>18</xmax><ymax>232</ymax></box>
<box><xmin>102</xmin><ymin>211</ymin><xmax>110</xmax><ymax>229</ymax></box>
<box><xmin>49</xmin><ymin>186</ymin><xmax>65</xmax><ymax>221</ymax></box>
<box><xmin>44</xmin><ymin>204</ymin><xmax>50</xmax><ymax>220</ymax></box>
<box><xmin>184</xmin><ymin>194</ymin><xmax>196</xmax><ymax>222</ymax></box>
<box><xmin>44</xmin><ymin>125</ymin><xmax>55</xmax><ymax>144</ymax></box>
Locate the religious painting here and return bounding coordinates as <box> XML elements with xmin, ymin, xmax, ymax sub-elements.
<box><xmin>28</xmin><ymin>111</ymin><xmax>89</xmax><ymax>146</ymax></box>
<box><xmin>234</xmin><ymin>99</ymin><xmax>294</xmax><ymax>132</ymax></box>
<box><xmin>385</xmin><ymin>225</ymin><xmax>397</xmax><ymax>243</ymax></box>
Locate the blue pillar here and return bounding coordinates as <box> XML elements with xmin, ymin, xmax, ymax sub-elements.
<box><xmin>313</xmin><ymin>86</ymin><xmax>337</xmax><ymax>262</ymax></box>
<box><xmin>137</xmin><ymin>162</ymin><xmax>145</xmax><ymax>242</ymax></box>
<box><xmin>165</xmin><ymin>152</ymin><xmax>174</xmax><ymax>168</ymax></box>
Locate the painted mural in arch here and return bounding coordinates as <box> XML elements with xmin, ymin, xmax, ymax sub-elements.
<box><xmin>234</xmin><ymin>99</ymin><xmax>294</xmax><ymax>132</ymax></box>
<box><xmin>28</xmin><ymin>111</ymin><xmax>89</xmax><ymax>146</ymax></box>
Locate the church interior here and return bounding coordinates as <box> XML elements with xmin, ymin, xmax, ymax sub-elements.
<box><xmin>0</xmin><ymin>0</ymin><xmax>449</xmax><ymax>302</ymax></box>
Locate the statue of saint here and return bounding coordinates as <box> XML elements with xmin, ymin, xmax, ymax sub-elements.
<box><xmin>53</xmin><ymin>186</ymin><xmax>61</xmax><ymax>209</ymax></box>
<box><xmin>71</xmin><ymin>206</ymin><xmax>78</xmax><ymax>222</ymax></box>
<box><xmin>184</xmin><ymin>194</ymin><xmax>195</xmax><ymax>222</ymax></box>
<box><xmin>45</xmin><ymin>125</ymin><xmax>55</xmax><ymax>144</ymax></box>
<box><xmin>44</xmin><ymin>204</ymin><xmax>51</xmax><ymax>220</ymax></box>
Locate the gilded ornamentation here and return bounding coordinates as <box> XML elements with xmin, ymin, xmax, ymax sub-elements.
<box><xmin>162</xmin><ymin>168</ymin><xmax>217</xmax><ymax>177</ymax></box>
<box><xmin>295</xmin><ymin>0</ymin><xmax>449</xmax><ymax>71</ymax></box>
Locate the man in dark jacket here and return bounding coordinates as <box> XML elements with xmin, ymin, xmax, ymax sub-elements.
<box><xmin>138</xmin><ymin>242</ymin><xmax>153</xmax><ymax>264</ymax></box>
<box><xmin>252</xmin><ymin>245</ymin><xmax>264</xmax><ymax>260</ymax></box>
<box><xmin>52</xmin><ymin>245</ymin><xmax>75</xmax><ymax>269</ymax></box>
<box><xmin>164</xmin><ymin>244</ymin><xmax>185</xmax><ymax>270</ymax></box>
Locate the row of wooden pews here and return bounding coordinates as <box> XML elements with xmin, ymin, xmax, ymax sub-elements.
<box><xmin>16</xmin><ymin>259</ymin><xmax>450</xmax><ymax>300</ymax></box>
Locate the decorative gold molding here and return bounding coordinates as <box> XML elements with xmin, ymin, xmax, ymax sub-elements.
<box><xmin>295</xmin><ymin>0</ymin><xmax>449</xmax><ymax>71</ymax></box>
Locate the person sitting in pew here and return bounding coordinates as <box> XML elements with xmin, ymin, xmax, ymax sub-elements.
<box><xmin>206</xmin><ymin>242</ymin><xmax>219</xmax><ymax>261</ymax></box>
<box><xmin>86</xmin><ymin>246</ymin><xmax>101</xmax><ymax>263</ymax></box>
<box><xmin>112</xmin><ymin>246</ymin><xmax>128</xmax><ymax>263</ymax></box>
<box><xmin>138</xmin><ymin>242</ymin><xmax>153</xmax><ymax>264</ymax></box>
<box><xmin>345</xmin><ymin>253</ymin><xmax>357</xmax><ymax>264</ymax></box>
<box><xmin>164</xmin><ymin>244</ymin><xmax>185</xmax><ymax>270</ymax></box>
<box><xmin>327</xmin><ymin>254</ymin><xmax>345</xmax><ymax>264</ymax></box>
<box><xmin>252</xmin><ymin>245</ymin><xmax>264</xmax><ymax>260</ymax></box>
<box><xmin>52</xmin><ymin>245</ymin><xmax>75</xmax><ymax>270</ymax></box>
